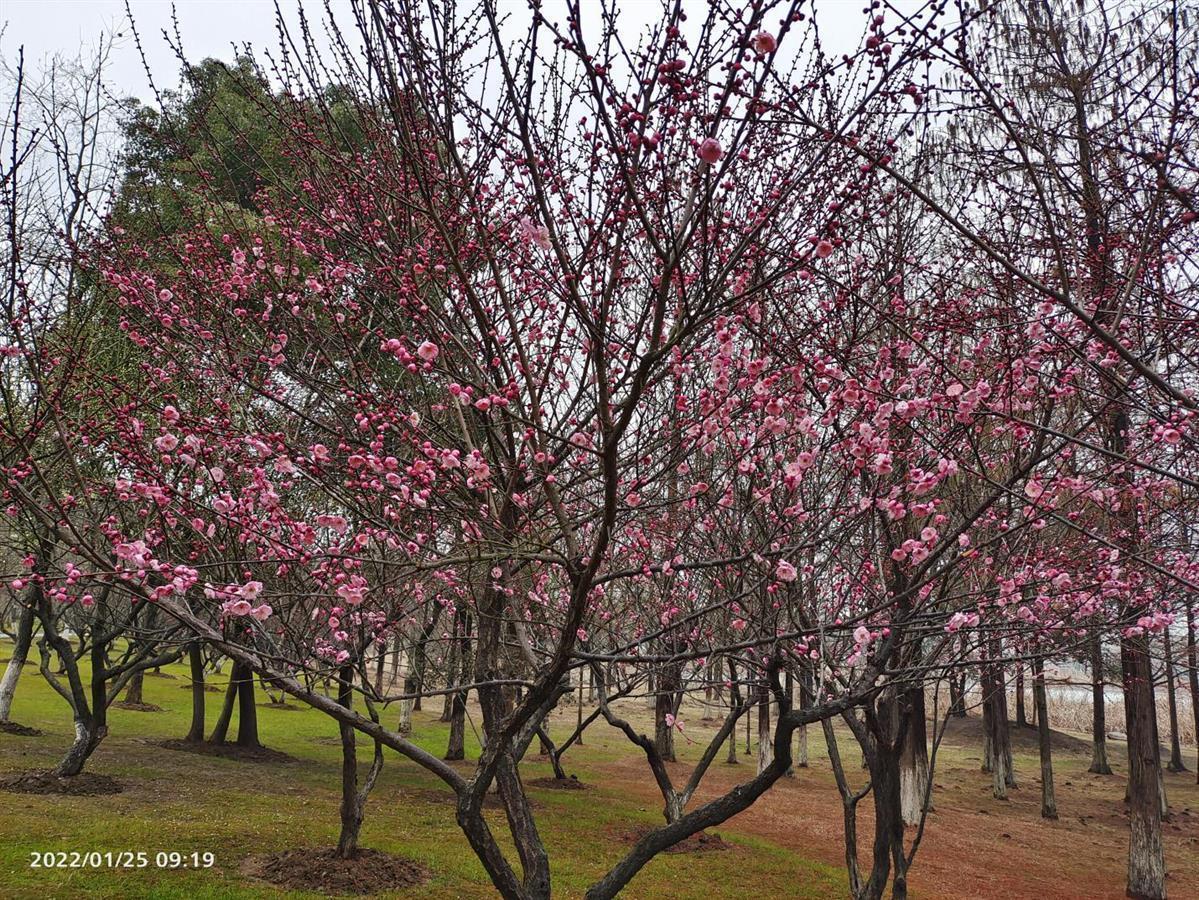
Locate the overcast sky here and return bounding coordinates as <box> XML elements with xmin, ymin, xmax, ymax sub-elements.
<box><xmin>2</xmin><ymin>0</ymin><xmax>890</xmax><ymax>103</ymax></box>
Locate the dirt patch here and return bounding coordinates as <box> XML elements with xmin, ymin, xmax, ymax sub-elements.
<box><xmin>940</xmin><ymin>715</ymin><xmax>1091</xmax><ymax>754</ymax></box>
<box><xmin>112</xmin><ymin>701</ymin><xmax>163</xmax><ymax>712</ymax></box>
<box><xmin>258</xmin><ymin>701</ymin><xmax>303</xmax><ymax>710</ymax></box>
<box><xmin>527</xmin><ymin>776</ymin><xmax>587</xmax><ymax>790</ymax></box>
<box><xmin>0</xmin><ymin>771</ymin><xmax>123</xmax><ymax>796</ymax></box>
<box><xmin>155</xmin><ymin>739</ymin><xmax>293</xmax><ymax>763</ymax></box>
<box><xmin>400</xmin><ymin>787</ymin><xmax>541</xmax><ymax>811</ymax></box>
<box><xmin>144</xmin><ymin>670</ymin><xmax>176</xmax><ymax>679</ymax></box>
<box><xmin>240</xmin><ymin>847</ymin><xmax>429</xmax><ymax>895</ymax></box>
<box><xmin>179</xmin><ymin>683</ymin><xmax>222</xmax><ymax>693</ymax></box>
<box><xmin>0</xmin><ymin>721</ymin><xmax>42</xmax><ymax>736</ymax></box>
<box><xmin>618</xmin><ymin>824</ymin><xmax>732</xmax><ymax>854</ymax></box>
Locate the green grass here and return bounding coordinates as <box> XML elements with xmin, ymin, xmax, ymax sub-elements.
<box><xmin>0</xmin><ymin>647</ymin><xmax>845</xmax><ymax>899</ymax></box>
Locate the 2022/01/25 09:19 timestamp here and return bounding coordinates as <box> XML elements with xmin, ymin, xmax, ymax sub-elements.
<box><xmin>30</xmin><ymin>851</ymin><xmax>216</xmax><ymax>869</ymax></box>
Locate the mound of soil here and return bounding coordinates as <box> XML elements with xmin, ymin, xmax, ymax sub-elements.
<box><xmin>144</xmin><ymin>670</ymin><xmax>177</xmax><ymax>679</ymax></box>
<box><xmin>0</xmin><ymin>721</ymin><xmax>42</xmax><ymax>736</ymax></box>
<box><xmin>113</xmin><ymin>701</ymin><xmax>163</xmax><ymax>712</ymax></box>
<box><xmin>618</xmin><ymin>824</ymin><xmax>732</xmax><ymax>854</ymax></box>
<box><xmin>527</xmin><ymin>776</ymin><xmax>587</xmax><ymax>790</ymax></box>
<box><xmin>258</xmin><ymin>701</ymin><xmax>302</xmax><ymax>710</ymax></box>
<box><xmin>940</xmin><ymin>714</ymin><xmax>1091</xmax><ymax>754</ymax></box>
<box><xmin>179</xmin><ymin>683</ymin><xmax>222</xmax><ymax>693</ymax></box>
<box><xmin>155</xmin><ymin>738</ymin><xmax>293</xmax><ymax>763</ymax></box>
<box><xmin>240</xmin><ymin>847</ymin><xmax>429</xmax><ymax>895</ymax></box>
<box><xmin>0</xmin><ymin>771</ymin><xmax>123</xmax><ymax>796</ymax></box>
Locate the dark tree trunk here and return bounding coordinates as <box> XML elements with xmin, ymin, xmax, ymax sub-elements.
<box><xmin>1088</xmin><ymin>634</ymin><xmax>1113</xmax><ymax>774</ymax></box>
<box><xmin>185</xmin><ymin>642</ymin><xmax>206</xmax><ymax>742</ymax></box>
<box><xmin>1163</xmin><ymin>630</ymin><xmax>1186</xmax><ymax>773</ymax></box>
<box><xmin>337</xmin><ymin>664</ymin><xmax>364</xmax><ymax>858</ymax></box>
<box><xmin>1187</xmin><ymin>600</ymin><xmax>1199</xmax><ymax>783</ymax></box>
<box><xmin>1122</xmin><ymin>633</ymin><xmax>1167</xmax><ymax>899</ymax></box>
<box><xmin>123</xmin><ymin>668</ymin><xmax>145</xmax><ymax>705</ymax></box>
<box><xmin>725</xmin><ymin>657</ymin><xmax>740</xmax><ymax>764</ymax></box>
<box><xmin>1015</xmin><ymin>662</ymin><xmax>1027</xmax><ymax>728</ymax></box>
<box><xmin>1032</xmin><ymin>657</ymin><xmax>1057</xmax><ymax>819</ymax></box>
<box><xmin>654</xmin><ymin>652</ymin><xmax>680</xmax><ymax>763</ymax></box>
<box><xmin>947</xmin><ymin>667</ymin><xmax>966</xmax><ymax>718</ymax></box>
<box><xmin>209</xmin><ymin>661</ymin><xmax>239</xmax><ymax>744</ymax></box>
<box><xmin>235</xmin><ymin>661</ymin><xmax>261</xmax><ymax>747</ymax></box>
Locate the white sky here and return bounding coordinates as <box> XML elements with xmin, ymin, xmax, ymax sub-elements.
<box><xmin>1</xmin><ymin>0</ymin><xmax>887</xmax><ymax>103</ymax></box>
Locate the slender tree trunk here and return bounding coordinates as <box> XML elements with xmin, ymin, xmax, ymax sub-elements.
<box><xmin>235</xmin><ymin>661</ymin><xmax>261</xmax><ymax>747</ymax></box>
<box><xmin>1186</xmin><ymin>600</ymin><xmax>1199</xmax><ymax>783</ymax></box>
<box><xmin>1089</xmin><ymin>634</ymin><xmax>1113</xmax><ymax>774</ymax></box>
<box><xmin>445</xmin><ymin>613</ymin><xmax>470</xmax><ymax>761</ymax></box>
<box><xmin>1122</xmin><ymin>633</ymin><xmax>1167</xmax><ymax>899</ymax></box>
<box><xmin>209</xmin><ymin>662</ymin><xmax>239</xmax><ymax>744</ymax></box>
<box><xmin>654</xmin><ymin>653</ymin><xmax>679</xmax><ymax>763</ymax></box>
<box><xmin>1163</xmin><ymin>630</ymin><xmax>1186</xmax><ymax>773</ymax></box>
<box><xmin>1015</xmin><ymin>662</ymin><xmax>1027</xmax><ymax>728</ymax></box>
<box><xmin>757</xmin><ymin>680</ymin><xmax>773</xmax><ymax>775</ymax></box>
<box><xmin>0</xmin><ymin>601</ymin><xmax>35</xmax><ymax>724</ymax></box>
<box><xmin>337</xmin><ymin>663</ymin><xmax>364</xmax><ymax>858</ymax></box>
<box><xmin>185</xmin><ymin>642</ymin><xmax>206</xmax><ymax>742</ymax></box>
<box><xmin>725</xmin><ymin>657</ymin><xmax>740</xmax><ymax>764</ymax></box>
<box><xmin>1032</xmin><ymin>657</ymin><xmax>1057</xmax><ymax>819</ymax></box>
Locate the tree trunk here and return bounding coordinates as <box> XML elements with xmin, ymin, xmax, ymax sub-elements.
<box><xmin>0</xmin><ymin>600</ymin><xmax>35</xmax><ymax>724</ymax></box>
<box><xmin>756</xmin><ymin>680</ymin><xmax>773</xmax><ymax>775</ymax></box>
<box><xmin>185</xmin><ymin>642</ymin><xmax>206</xmax><ymax>742</ymax></box>
<box><xmin>235</xmin><ymin>661</ymin><xmax>261</xmax><ymax>747</ymax></box>
<box><xmin>123</xmin><ymin>668</ymin><xmax>145</xmax><ymax>705</ymax></box>
<box><xmin>1163</xmin><ymin>630</ymin><xmax>1186</xmax><ymax>773</ymax></box>
<box><xmin>1187</xmin><ymin>600</ymin><xmax>1199</xmax><ymax>783</ymax></box>
<box><xmin>1032</xmin><ymin>657</ymin><xmax>1057</xmax><ymax>819</ymax></box>
<box><xmin>725</xmin><ymin>657</ymin><xmax>740</xmax><ymax>764</ymax></box>
<box><xmin>654</xmin><ymin>655</ymin><xmax>679</xmax><ymax>764</ymax></box>
<box><xmin>209</xmin><ymin>661</ymin><xmax>239</xmax><ymax>743</ymax></box>
<box><xmin>337</xmin><ymin>663</ymin><xmax>364</xmax><ymax>858</ymax></box>
<box><xmin>899</xmin><ymin>684</ymin><xmax>930</xmax><ymax>824</ymax></box>
<box><xmin>1088</xmin><ymin>634</ymin><xmax>1113</xmax><ymax>774</ymax></box>
<box><xmin>445</xmin><ymin>613</ymin><xmax>471</xmax><ymax>761</ymax></box>
<box><xmin>1122</xmin><ymin>634</ymin><xmax>1167</xmax><ymax>899</ymax></box>
<box><xmin>1015</xmin><ymin>662</ymin><xmax>1027</xmax><ymax>728</ymax></box>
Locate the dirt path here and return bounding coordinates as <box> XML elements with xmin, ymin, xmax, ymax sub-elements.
<box><xmin>573</xmin><ymin>713</ymin><xmax>1199</xmax><ymax>899</ymax></box>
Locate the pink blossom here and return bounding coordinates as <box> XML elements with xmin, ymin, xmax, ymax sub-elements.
<box><xmin>417</xmin><ymin>340</ymin><xmax>439</xmax><ymax>362</ymax></box>
<box><xmin>751</xmin><ymin>31</ymin><xmax>778</xmax><ymax>55</ymax></box>
<box><xmin>775</xmin><ymin>559</ymin><xmax>798</xmax><ymax>582</ymax></box>
<box><xmin>249</xmin><ymin>604</ymin><xmax>272</xmax><ymax>621</ymax></box>
<box><xmin>154</xmin><ymin>433</ymin><xmax>179</xmax><ymax>452</ymax></box>
<box><xmin>698</xmin><ymin>138</ymin><xmax>723</xmax><ymax>165</ymax></box>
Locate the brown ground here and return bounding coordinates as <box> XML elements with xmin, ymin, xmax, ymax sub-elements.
<box><xmin>616</xmin><ymin>824</ymin><xmax>733</xmax><ymax>854</ymax></box>
<box><xmin>526</xmin><ymin>775</ymin><xmax>588</xmax><ymax>790</ymax></box>
<box><xmin>112</xmin><ymin>701</ymin><xmax>163</xmax><ymax>712</ymax></box>
<box><xmin>582</xmin><ymin>710</ymin><xmax>1199</xmax><ymax>900</ymax></box>
<box><xmin>153</xmin><ymin>738</ymin><xmax>294</xmax><ymax>763</ymax></box>
<box><xmin>239</xmin><ymin>847</ymin><xmax>429</xmax><ymax>895</ymax></box>
<box><xmin>0</xmin><ymin>721</ymin><xmax>42</xmax><ymax>736</ymax></box>
<box><xmin>0</xmin><ymin>771</ymin><xmax>123</xmax><ymax>795</ymax></box>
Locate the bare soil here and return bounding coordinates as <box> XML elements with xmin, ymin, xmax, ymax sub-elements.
<box><xmin>616</xmin><ymin>824</ymin><xmax>733</xmax><ymax>854</ymax></box>
<box><xmin>240</xmin><ymin>847</ymin><xmax>429</xmax><ymax>895</ymax></box>
<box><xmin>0</xmin><ymin>771</ymin><xmax>123</xmax><ymax>795</ymax></box>
<box><xmin>0</xmin><ymin>721</ymin><xmax>42</xmax><ymax>736</ymax></box>
<box><xmin>112</xmin><ymin>701</ymin><xmax>163</xmax><ymax>712</ymax></box>
<box><xmin>527</xmin><ymin>775</ymin><xmax>587</xmax><ymax>790</ymax></box>
<box><xmin>154</xmin><ymin>738</ymin><xmax>294</xmax><ymax>763</ymax></box>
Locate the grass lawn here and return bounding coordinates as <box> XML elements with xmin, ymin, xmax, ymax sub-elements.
<box><xmin>0</xmin><ymin>645</ymin><xmax>845</xmax><ymax>899</ymax></box>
